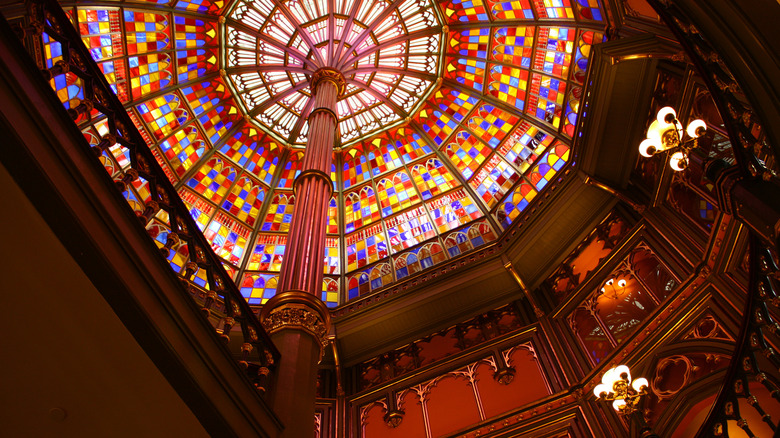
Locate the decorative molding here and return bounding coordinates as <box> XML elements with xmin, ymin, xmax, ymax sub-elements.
<box><xmin>310</xmin><ymin>67</ymin><xmax>347</xmax><ymax>96</ymax></box>
<box><xmin>260</xmin><ymin>290</ymin><xmax>332</xmax><ymax>348</ymax></box>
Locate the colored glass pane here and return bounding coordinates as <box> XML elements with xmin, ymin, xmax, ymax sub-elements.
<box><xmin>395</xmin><ymin>242</ymin><xmax>447</xmax><ymax>279</ymax></box>
<box><xmin>248</xmin><ymin>234</ymin><xmax>286</xmax><ymax>271</ymax></box>
<box><xmin>489</xmin><ymin>0</ymin><xmax>534</xmax><ymax>19</ymax></box>
<box><xmin>137</xmin><ymin>93</ymin><xmax>189</xmax><ymax>141</ymax></box>
<box><xmin>222</xmin><ymin>175</ymin><xmax>265</xmax><ymax>226</ymax></box>
<box><xmin>444</xmin><ymin>222</ymin><xmax>496</xmax><ymax>257</ymax></box>
<box><xmin>448</xmin><ymin>28</ymin><xmax>489</xmax><ymax>60</ymax></box>
<box><xmin>204</xmin><ymin>212</ymin><xmax>250</xmax><ymax>265</ymax></box>
<box><xmin>443</xmin><ymin>0</ymin><xmax>490</xmax><ymax>22</ymax></box>
<box><xmin>347</xmin><ymin>271</ymin><xmax>370</xmax><ymax>300</ymax></box>
<box><xmin>176</xmin><ymin>47</ymin><xmax>218</xmax><ymax>82</ymax></box>
<box><xmin>533</xmin><ymin>27</ymin><xmax>574</xmax><ymax>80</ymax></box>
<box><xmin>324</xmin><ymin>237</ymin><xmax>340</xmax><ymax>275</ymax></box>
<box><xmin>533</xmin><ymin>0</ymin><xmax>574</xmax><ymax>19</ymax></box>
<box><xmin>385</xmin><ymin>206</ymin><xmax>436</xmax><ymax>253</ymax></box>
<box><xmin>343</xmin><ymin>147</ymin><xmax>372</xmax><ymax>189</ymax></box>
<box><xmin>78</xmin><ymin>9</ymin><xmax>122</xmax><ymax>62</ymax></box>
<box><xmin>446</xmin><ymin>58</ymin><xmax>486</xmax><ymax>93</ymax></box>
<box><xmin>499</xmin><ymin>121</ymin><xmax>554</xmax><ymax>172</ymax></box>
<box><xmin>346</xmin><ymin>224</ymin><xmax>389</xmax><ymax>272</ymax></box>
<box><xmin>179</xmin><ymin>188</ymin><xmax>214</xmax><ymax>230</ymax></box>
<box><xmin>392</xmin><ymin>127</ymin><xmax>433</xmax><ymax>164</ymax></box>
<box><xmin>527</xmin><ymin>142</ymin><xmax>570</xmax><ymax>190</ymax></box>
<box><xmin>410</xmin><ymin>159</ymin><xmax>459</xmax><ymax>200</ymax></box>
<box><xmin>416</xmin><ymin>105</ymin><xmax>458</xmax><ymax>146</ymax></box>
<box><xmin>97</xmin><ymin>59</ymin><xmax>129</xmax><ymax>102</ymax></box>
<box><xmin>488</xmin><ymin>64</ymin><xmax>529</xmax><ymax>110</ymax></box>
<box><xmin>344</xmin><ymin>186</ymin><xmax>381</xmax><ymax>233</ymax></box>
<box><xmin>123</xmin><ymin>11</ymin><xmax>170</xmax><ymax>55</ymax></box>
<box><xmin>157</xmin><ymin>126</ymin><xmax>208</xmax><ymax>177</ymax></box>
<box><xmin>129</xmin><ymin>53</ymin><xmax>173</xmax><ymax>100</ymax></box>
<box><xmin>277</xmin><ymin>152</ymin><xmax>303</xmax><ymax>190</ymax></box>
<box><xmin>240</xmin><ymin>273</ymin><xmax>278</xmax><ymax>305</ymax></box>
<box><xmin>527</xmin><ymin>73</ymin><xmax>566</xmax><ymax>128</ymax></box>
<box><xmin>426</xmin><ymin>189</ymin><xmax>483</xmax><ymax>233</ymax></box>
<box><xmin>174</xmin><ymin>15</ymin><xmax>218</xmax><ymax>49</ymax></box>
<box><xmin>322</xmin><ymin>277</ymin><xmax>339</xmax><ymax>308</ymax></box>
<box><xmin>175</xmin><ymin>0</ymin><xmax>224</xmax><ymax>15</ymax></box>
<box><xmin>261</xmin><ymin>192</ymin><xmax>295</xmax><ymax>232</ymax></box>
<box><xmin>443</xmin><ymin>131</ymin><xmax>492</xmax><ymax>180</ymax></box>
<box><xmin>42</xmin><ymin>31</ymin><xmax>65</xmax><ymax>69</ymax></box>
<box><xmin>219</xmin><ymin>127</ymin><xmax>280</xmax><ymax>185</ymax></box>
<box><xmin>470</xmin><ymin>155</ymin><xmax>521</xmax><ymax>207</ymax></box>
<box><xmin>327</xmin><ymin>197</ymin><xmax>339</xmax><ymax>234</ymax></box>
<box><xmin>498</xmin><ymin>181</ymin><xmax>537</xmax><ymax>228</ymax></box>
<box><xmin>367</xmin><ymin>138</ymin><xmax>404</xmax><ymax>177</ymax></box>
<box><xmin>369</xmin><ymin>263</ymin><xmax>394</xmax><ymax>291</ymax></box>
<box><xmin>376</xmin><ymin>171</ymin><xmax>421</xmax><ymax>216</ymax></box>
<box><xmin>186</xmin><ymin>157</ymin><xmax>237</xmax><ymax>203</ymax></box>
<box><xmin>467</xmin><ymin>104</ymin><xmax>519</xmax><ymax>148</ymax></box>
<box><xmin>492</xmin><ymin>27</ymin><xmax>534</xmax><ymax>68</ymax></box>
<box><xmin>434</xmin><ymin>87</ymin><xmax>480</xmax><ymax>125</ymax></box>
<box><xmin>574</xmin><ymin>0</ymin><xmax>603</xmax><ymax>21</ymax></box>
<box><xmin>180</xmin><ymin>79</ymin><xmax>241</xmax><ymax>144</ymax></box>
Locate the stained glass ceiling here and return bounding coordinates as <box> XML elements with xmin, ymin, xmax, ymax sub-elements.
<box><xmin>51</xmin><ymin>0</ymin><xmax>607</xmax><ymax>308</ymax></box>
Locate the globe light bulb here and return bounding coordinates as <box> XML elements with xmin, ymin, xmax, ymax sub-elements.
<box><xmin>617</xmin><ymin>279</ymin><xmax>627</xmax><ymax>288</ymax></box>
<box><xmin>602</xmin><ymin>368</ymin><xmax>618</xmax><ymax>386</ymax></box>
<box><xmin>639</xmin><ymin>139</ymin><xmax>659</xmax><ymax>157</ymax></box>
<box><xmin>670</xmin><ymin>151</ymin><xmax>688</xmax><ymax>171</ymax></box>
<box><xmin>613</xmin><ymin>399</ymin><xmax>627</xmax><ymax>412</ymax></box>
<box><xmin>614</xmin><ymin>365</ymin><xmax>631</xmax><ymax>383</ymax></box>
<box><xmin>632</xmin><ymin>377</ymin><xmax>649</xmax><ymax>392</ymax></box>
<box><xmin>594</xmin><ymin>383</ymin><xmax>611</xmax><ymax>398</ymax></box>
<box><xmin>656</xmin><ymin>106</ymin><xmax>677</xmax><ymax>125</ymax></box>
<box><xmin>686</xmin><ymin>119</ymin><xmax>707</xmax><ymax>138</ymax></box>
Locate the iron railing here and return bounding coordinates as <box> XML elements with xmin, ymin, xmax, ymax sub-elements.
<box><xmin>10</xmin><ymin>0</ymin><xmax>280</xmax><ymax>395</ymax></box>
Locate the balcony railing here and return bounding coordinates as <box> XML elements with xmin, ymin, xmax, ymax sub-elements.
<box><xmin>9</xmin><ymin>0</ymin><xmax>279</xmax><ymax>395</ymax></box>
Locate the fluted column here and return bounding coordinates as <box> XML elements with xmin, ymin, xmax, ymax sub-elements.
<box><xmin>260</xmin><ymin>68</ymin><xmax>344</xmax><ymax>438</ymax></box>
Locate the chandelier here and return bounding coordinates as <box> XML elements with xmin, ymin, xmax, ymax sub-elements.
<box><xmin>593</xmin><ymin>364</ymin><xmax>649</xmax><ymax>414</ymax></box>
<box><xmin>638</xmin><ymin>106</ymin><xmax>707</xmax><ymax>171</ymax></box>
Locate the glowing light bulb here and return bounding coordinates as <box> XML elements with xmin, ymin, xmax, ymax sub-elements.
<box><xmin>638</xmin><ymin>139</ymin><xmax>659</xmax><ymax>157</ymax></box>
<box><xmin>613</xmin><ymin>399</ymin><xmax>627</xmax><ymax>412</ymax></box>
<box><xmin>670</xmin><ymin>151</ymin><xmax>688</xmax><ymax>171</ymax></box>
<box><xmin>594</xmin><ymin>383</ymin><xmax>611</xmax><ymax>398</ymax></box>
<box><xmin>614</xmin><ymin>365</ymin><xmax>631</xmax><ymax>383</ymax></box>
<box><xmin>686</xmin><ymin>119</ymin><xmax>707</xmax><ymax>138</ymax></box>
<box><xmin>632</xmin><ymin>377</ymin><xmax>649</xmax><ymax>392</ymax></box>
<box><xmin>656</xmin><ymin>106</ymin><xmax>677</xmax><ymax>125</ymax></box>
<box><xmin>655</xmin><ymin>106</ymin><xmax>677</xmax><ymax>125</ymax></box>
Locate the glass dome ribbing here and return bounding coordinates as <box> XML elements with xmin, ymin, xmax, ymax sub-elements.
<box><xmin>57</xmin><ymin>0</ymin><xmax>608</xmax><ymax>308</ymax></box>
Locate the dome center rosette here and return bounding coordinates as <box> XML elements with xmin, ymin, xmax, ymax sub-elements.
<box><xmin>222</xmin><ymin>0</ymin><xmax>445</xmax><ymax>148</ymax></box>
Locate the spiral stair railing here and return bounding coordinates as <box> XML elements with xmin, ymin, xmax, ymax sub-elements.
<box><xmin>645</xmin><ymin>1</ymin><xmax>780</xmax><ymax>436</ymax></box>
<box><xmin>5</xmin><ymin>0</ymin><xmax>280</xmax><ymax>396</ymax></box>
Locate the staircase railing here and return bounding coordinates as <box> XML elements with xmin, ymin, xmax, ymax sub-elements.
<box><xmin>8</xmin><ymin>0</ymin><xmax>280</xmax><ymax>395</ymax></box>
<box><xmin>645</xmin><ymin>1</ymin><xmax>780</xmax><ymax>436</ymax></box>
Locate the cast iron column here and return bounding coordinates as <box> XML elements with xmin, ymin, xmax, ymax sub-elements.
<box><xmin>260</xmin><ymin>68</ymin><xmax>344</xmax><ymax>438</ymax></box>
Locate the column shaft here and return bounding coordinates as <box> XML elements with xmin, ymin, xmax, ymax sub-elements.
<box><xmin>261</xmin><ymin>69</ymin><xmax>342</xmax><ymax>438</ymax></box>
<box><xmin>278</xmin><ymin>79</ymin><xmax>338</xmax><ymax>294</ymax></box>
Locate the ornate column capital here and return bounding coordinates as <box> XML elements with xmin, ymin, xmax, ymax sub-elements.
<box><xmin>310</xmin><ymin>67</ymin><xmax>346</xmax><ymax>97</ymax></box>
<box><xmin>259</xmin><ymin>290</ymin><xmax>331</xmax><ymax>348</ymax></box>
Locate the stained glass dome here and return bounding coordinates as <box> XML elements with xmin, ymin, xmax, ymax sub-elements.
<box><xmin>61</xmin><ymin>0</ymin><xmax>608</xmax><ymax>308</ymax></box>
